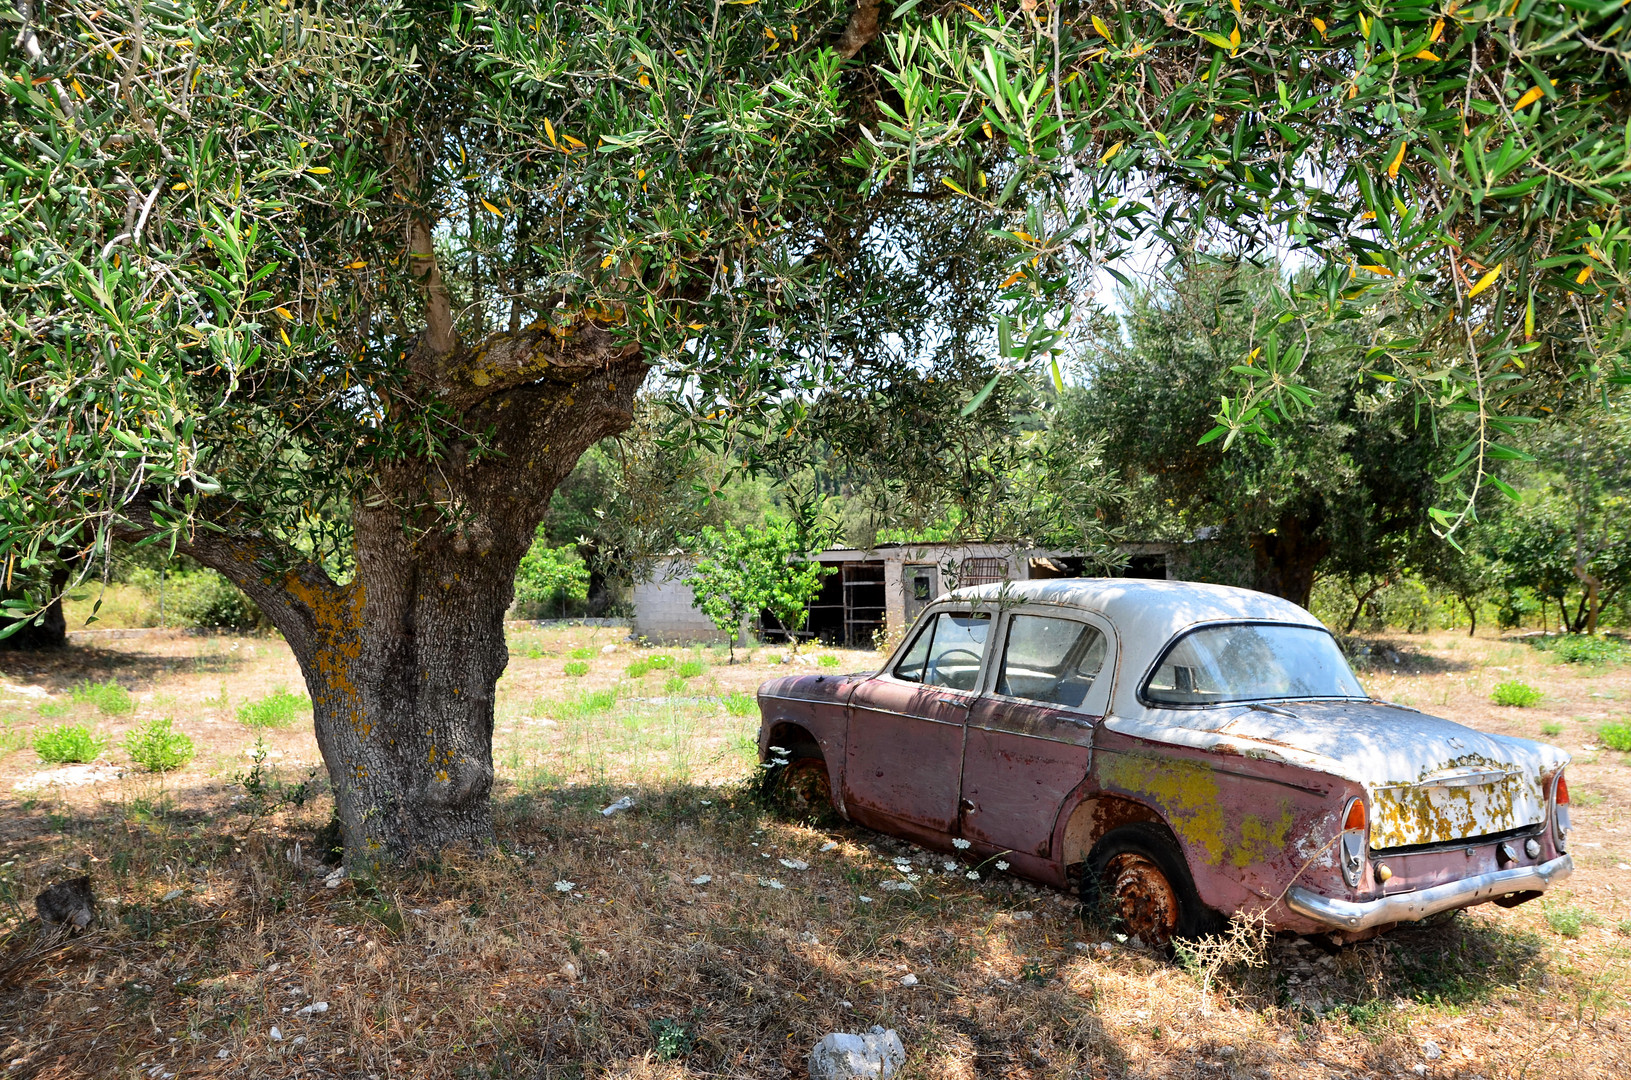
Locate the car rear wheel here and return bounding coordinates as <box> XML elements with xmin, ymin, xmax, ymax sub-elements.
<box><xmin>1084</xmin><ymin>823</ymin><xmax>1218</xmax><ymax>947</ymax></box>
<box><xmin>769</xmin><ymin>756</ymin><xmax>834</xmax><ymax>820</ymax></box>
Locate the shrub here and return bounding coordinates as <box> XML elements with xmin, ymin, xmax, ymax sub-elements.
<box><xmin>569</xmin><ymin>646</ymin><xmax>595</xmax><ymax>660</ymax></box>
<box><xmin>129</xmin><ymin>567</ymin><xmax>264</xmax><ymax>631</ymax></box>
<box><xmin>677</xmin><ymin>659</ymin><xmax>706</xmax><ymax>679</ymax></box>
<box><xmin>71</xmin><ymin>679</ymin><xmax>133</xmax><ymax>716</ymax></box>
<box><xmin>817</xmin><ymin>654</ymin><xmax>841</xmax><ymax>668</ymax></box>
<box><xmin>724</xmin><ymin>691</ymin><xmax>758</xmax><ymax>717</ymax></box>
<box><xmin>236</xmin><ymin>687</ymin><xmax>309</xmax><ymax>728</ymax></box>
<box><xmin>1532</xmin><ymin>634</ymin><xmax>1630</xmax><ymax>666</ymax></box>
<box><xmin>511</xmin><ymin>535</ymin><xmax>591</xmax><ymax>619</ymax></box>
<box><xmin>34</xmin><ymin>723</ymin><xmax>105</xmax><ymax>764</ymax></box>
<box><xmin>1599</xmin><ymin>724</ymin><xmax>1631</xmax><ymax>752</ymax></box>
<box><xmin>563</xmin><ymin>661</ymin><xmax>589</xmax><ymax>677</ymax></box>
<box><xmin>626</xmin><ymin>658</ymin><xmax>654</xmax><ymax>678</ymax></box>
<box><xmin>1492</xmin><ymin>681</ymin><xmax>1543</xmax><ymax>708</ymax></box>
<box><xmin>663</xmin><ymin>676</ymin><xmax>687</xmax><ymax>694</ymax></box>
<box><xmin>123</xmin><ymin>718</ymin><xmax>196</xmax><ymax>772</ymax></box>
<box><xmin>649</xmin><ymin>654</ymin><xmax>674</xmax><ymax>670</ymax></box>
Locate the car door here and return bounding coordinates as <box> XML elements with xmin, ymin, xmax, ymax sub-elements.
<box><xmin>844</xmin><ymin>609</ymin><xmax>992</xmax><ymax>835</ymax></box>
<box><xmin>959</xmin><ymin>611</ymin><xmax>1115</xmax><ymax>857</ymax></box>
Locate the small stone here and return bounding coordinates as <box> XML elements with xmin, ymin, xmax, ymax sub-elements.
<box><xmin>161</xmin><ymin>889</ymin><xmax>184</xmax><ymax>902</ymax></box>
<box><xmin>1423</xmin><ymin>1040</ymin><xmax>1442</xmax><ymax>1060</ymax></box>
<box><xmin>216</xmin><ymin>1049</ymin><xmax>230</xmax><ymax>1060</ymax></box>
<box><xmin>808</xmin><ymin>1026</ymin><xmax>906</xmax><ymax>1080</ymax></box>
<box><xmin>296</xmin><ymin>1002</ymin><xmax>328</xmax><ymax>1016</ymax></box>
<box><xmin>779</xmin><ymin>858</ymin><xmax>810</xmax><ymax>871</ymax></box>
<box><xmin>690</xmin><ymin>875</ymin><xmax>713</xmax><ymax>886</ymax></box>
<box><xmin>292</xmin><ymin>1036</ymin><xmax>307</xmax><ymax>1047</ymax></box>
<box><xmin>323</xmin><ymin>867</ymin><xmax>346</xmax><ymax>889</ymax></box>
<box><xmin>820</xmin><ymin>841</ymin><xmax>839</xmax><ymax>852</ymax></box>
<box><xmin>899</xmin><ymin>973</ymin><xmax>918</xmax><ymax>986</ymax></box>
<box><xmin>269</xmin><ymin>1027</ymin><xmax>283</xmax><ymax>1042</ymax></box>
<box><xmin>601</xmin><ymin>795</ymin><xmax>636</xmax><ymax>816</ymax></box>
<box><xmin>600</xmin><ymin>644</ymin><xmax>618</xmax><ymax>654</ymax></box>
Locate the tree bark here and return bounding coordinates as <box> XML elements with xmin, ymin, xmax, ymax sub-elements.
<box><xmin>1248</xmin><ymin>509</ymin><xmax>1329</xmax><ymax>610</ymax></box>
<box><xmin>1</xmin><ymin>563</ymin><xmax>70</xmax><ymax>651</ymax></box>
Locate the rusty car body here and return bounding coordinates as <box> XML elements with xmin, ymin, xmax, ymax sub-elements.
<box><xmin>756</xmin><ymin>579</ymin><xmax>1573</xmax><ymax>943</ymax></box>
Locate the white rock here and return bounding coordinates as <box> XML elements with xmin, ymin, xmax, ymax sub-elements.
<box><xmin>216</xmin><ymin>1049</ymin><xmax>230</xmax><ymax>1059</ymax></box>
<box><xmin>1422</xmin><ymin>1040</ymin><xmax>1442</xmax><ymax>1060</ymax></box>
<box><xmin>297</xmin><ymin>1002</ymin><xmax>328</xmax><ymax>1016</ymax></box>
<box><xmin>14</xmin><ymin>764</ymin><xmax>123</xmax><ymax>792</ymax></box>
<box><xmin>779</xmin><ymin>858</ymin><xmax>810</xmax><ymax>871</ymax></box>
<box><xmin>323</xmin><ymin>867</ymin><xmax>346</xmax><ymax>889</ymax></box>
<box><xmin>601</xmin><ymin>795</ymin><xmax>636</xmax><ymax>816</ymax></box>
<box><xmin>269</xmin><ymin>1027</ymin><xmax>283</xmax><ymax>1042</ymax></box>
<box><xmin>808</xmin><ymin>1027</ymin><xmax>906</xmax><ymax>1080</ymax></box>
<box><xmin>690</xmin><ymin>875</ymin><xmax>713</xmax><ymax>886</ymax></box>
<box><xmin>600</xmin><ymin>644</ymin><xmax>618</xmax><ymax>654</ymax></box>
<box><xmin>161</xmin><ymin>889</ymin><xmax>184</xmax><ymax>902</ymax></box>
<box><xmin>820</xmin><ymin>841</ymin><xmax>839</xmax><ymax>852</ymax></box>
<box><xmin>292</xmin><ymin>1036</ymin><xmax>306</xmax><ymax>1047</ymax></box>
<box><xmin>899</xmin><ymin>973</ymin><xmax>917</xmax><ymax>987</ymax></box>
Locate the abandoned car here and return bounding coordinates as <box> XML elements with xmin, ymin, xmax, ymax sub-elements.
<box><xmin>756</xmin><ymin>579</ymin><xmax>1573</xmax><ymax>943</ymax></box>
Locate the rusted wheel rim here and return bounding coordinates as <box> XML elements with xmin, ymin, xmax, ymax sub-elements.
<box><xmin>780</xmin><ymin>759</ymin><xmax>831</xmax><ymax>816</ymax></box>
<box><xmin>1105</xmin><ymin>852</ymin><xmax>1179</xmax><ymax>946</ymax></box>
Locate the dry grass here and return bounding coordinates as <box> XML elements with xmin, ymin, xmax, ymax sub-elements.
<box><xmin>2</xmin><ymin>626</ymin><xmax>1631</xmax><ymax>1078</ymax></box>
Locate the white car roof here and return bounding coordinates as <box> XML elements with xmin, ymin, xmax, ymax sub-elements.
<box><xmin>945</xmin><ymin>578</ymin><xmax>1325</xmax><ymax>653</ymax></box>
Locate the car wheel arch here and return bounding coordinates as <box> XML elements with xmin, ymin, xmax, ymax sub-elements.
<box><xmin>1060</xmin><ymin>794</ymin><xmax>1166</xmax><ymax>881</ymax></box>
<box><xmin>762</xmin><ymin>720</ymin><xmax>824</xmax><ymax>763</ymax></box>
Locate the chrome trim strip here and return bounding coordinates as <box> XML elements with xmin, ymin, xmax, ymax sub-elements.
<box><xmin>1287</xmin><ymin>855</ymin><xmax>1573</xmax><ymax>931</ymax></box>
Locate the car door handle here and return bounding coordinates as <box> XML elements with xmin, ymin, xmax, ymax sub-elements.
<box><xmin>935</xmin><ymin>697</ymin><xmax>973</xmax><ymax>709</ymax></box>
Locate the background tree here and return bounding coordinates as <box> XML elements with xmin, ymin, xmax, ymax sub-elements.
<box><xmin>684</xmin><ymin>518</ymin><xmax>829</xmax><ymax>660</ymax></box>
<box><xmin>1068</xmin><ymin>265</ymin><xmax>1449</xmax><ymax>607</ymax></box>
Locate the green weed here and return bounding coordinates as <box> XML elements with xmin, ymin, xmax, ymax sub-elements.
<box><xmin>568</xmin><ymin>646</ymin><xmax>595</xmax><ymax>660</ymax></box>
<box><xmin>0</xmin><ymin>716</ymin><xmax>29</xmax><ymax>755</ymax></box>
<box><xmin>723</xmin><ymin>691</ymin><xmax>758</xmax><ymax>717</ymax></box>
<box><xmin>1599</xmin><ymin>723</ymin><xmax>1631</xmax><ymax>752</ymax></box>
<box><xmin>34</xmin><ymin>723</ymin><xmax>105</xmax><ymax>764</ymax></box>
<box><xmin>236</xmin><ymin>687</ymin><xmax>309</xmax><ymax>729</ymax></box>
<box><xmin>677</xmin><ymin>659</ymin><xmax>706</xmax><ymax>679</ymax></box>
<box><xmin>72</xmin><ymin>679</ymin><xmax>133</xmax><ymax>716</ymax></box>
<box><xmin>1492</xmin><ymin>681</ymin><xmax>1543</xmax><ymax>708</ymax></box>
<box><xmin>1544</xmin><ymin>902</ymin><xmax>1600</xmax><ymax>938</ymax></box>
<box><xmin>123</xmin><ymin>718</ymin><xmax>196</xmax><ymax>772</ymax></box>
<box><xmin>1531</xmin><ymin>634</ymin><xmax>1630</xmax><ymax>666</ymax></box>
<box><xmin>554</xmin><ymin>689</ymin><xmax>619</xmax><ymax>723</ymax></box>
<box><xmin>1541</xmin><ymin>721</ymin><xmax>1564</xmax><ymax>738</ymax></box>
<box><xmin>649</xmin><ymin>654</ymin><xmax>674</xmax><ymax>670</ymax></box>
<box><xmin>663</xmin><ymin>676</ymin><xmax>687</xmax><ymax>695</ymax></box>
<box><xmin>563</xmin><ymin>661</ymin><xmax>589</xmax><ymax>677</ymax></box>
<box><xmin>817</xmin><ymin>654</ymin><xmax>841</xmax><ymax>668</ymax></box>
<box><xmin>626</xmin><ymin>658</ymin><xmax>654</xmax><ymax>678</ymax></box>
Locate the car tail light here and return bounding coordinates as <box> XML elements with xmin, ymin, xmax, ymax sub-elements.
<box><xmin>1551</xmin><ymin>771</ymin><xmax>1570</xmax><ymax>853</ymax></box>
<box><xmin>1340</xmin><ymin>797</ymin><xmax>1368</xmax><ymax>888</ymax></box>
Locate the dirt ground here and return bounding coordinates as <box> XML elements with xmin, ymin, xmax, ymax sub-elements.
<box><xmin>1</xmin><ymin>625</ymin><xmax>1629</xmax><ymax>1079</ymax></box>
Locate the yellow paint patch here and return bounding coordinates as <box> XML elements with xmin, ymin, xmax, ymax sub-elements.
<box><xmin>1097</xmin><ymin>753</ymin><xmax>1226</xmax><ymax>864</ymax></box>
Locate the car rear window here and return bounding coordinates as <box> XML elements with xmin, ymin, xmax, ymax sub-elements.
<box><xmin>995</xmin><ymin>615</ymin><xmax>1107</xmax><ymax>708</ymax></box>
<box><xmin>1143</xmin><ymin>623</ymin><xmax>1366</xmax><ymax>705</ymax></box>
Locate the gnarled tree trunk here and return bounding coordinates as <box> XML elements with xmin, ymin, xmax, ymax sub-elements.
<box><xmin>1248</xmin><ymin>508</ymin><xmax>1330</xmax><ymax>610</ymax></box>
<box><xmin>156</xmin><ymin>321</ymin><xmax>647</xmax><ymax>866</ymax></box>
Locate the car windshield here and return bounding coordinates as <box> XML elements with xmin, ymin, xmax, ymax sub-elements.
<box><xmin>1143</xmin><ymin>623</ymin><xmax>1366</xmax><ymax>705</ymax></box>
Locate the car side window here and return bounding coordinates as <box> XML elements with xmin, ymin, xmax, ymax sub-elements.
<box><xmin>995</xmin><ymin>614</ymin><xmax>1107</xmax><ymax>709</ymax></box>
<box><xmin>894</xmin><ymin>611</ymin><xmax>990</xmax><ymax>691</ymax></box>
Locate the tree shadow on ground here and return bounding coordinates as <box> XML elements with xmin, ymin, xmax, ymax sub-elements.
<box><xmin>1343</xmin><ymin>635</ymin><xmax>1478</xmax><ymax>676</ymax></box>
<box><xmin>0</xmin><ymin>640</ymin><xmax>252</xmax><ymax>693</ymax></box>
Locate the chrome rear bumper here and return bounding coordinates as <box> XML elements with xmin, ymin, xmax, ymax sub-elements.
<box><xmin>1287</xmin><ymin>854</ymin><xmax>1573</xmax><ymax>932</ymax></box>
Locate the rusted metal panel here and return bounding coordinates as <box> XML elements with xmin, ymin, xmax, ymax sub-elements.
<box><xmin>843</xmin><ymin>677</ymin><xmax>969</xmax><ymax>833</ymax></box>
<box><xmin>960</xmin><ymin>697</ymin><xmax>1093</xmax><ymax>857</ymax></box>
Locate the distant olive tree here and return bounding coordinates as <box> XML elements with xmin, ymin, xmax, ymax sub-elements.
<box><xmin>686</xmin><ymin>520</ymin><xmax>830</xmax><ymax>660</ymax></box>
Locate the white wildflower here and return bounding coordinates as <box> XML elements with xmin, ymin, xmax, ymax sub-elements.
<box><xmin>952</xmin><ymin>838</ymin><xmax>971</xmax><ymax>850</ymax></box>
<box><xmin>759</xmin><ymin>878</ymin><xmax>785</xmax><ymax>890</ymax></box>
<box><xmin>995</xmin><ymin>861</ymin><xmax>1010</xmax><ymax>871</ymax></box>
<box><xmin>857</xmin><ymin>896</ymin><xmax>873</xmax><ymax>903</ymax></box>
<box><xmin>965</xmin><ymin>870</ymin><xmax>980</xmax><ymax>880</ymax></box>
<box><xmin>942</xmin><ymin>861</ymin><xmax>958</xmax><ymax>871</ymax></box>
<box><xmin>553</xmin><ymin>880</ymin><xmax>575</xmax><ymax>893</ymax></box>
<box><xmin>905</xmin><ymin>873</ymin><xmax>920</xmax><ymax>882</ymax></box>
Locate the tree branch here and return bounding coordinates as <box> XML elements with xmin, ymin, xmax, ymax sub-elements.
<box><xmin>408</xmin><ymin>217</ymin><xmax>458</xmax><ymax>358</ymax></box>
<box><xmin>431</xmin><ymin>317</ymin><xmax>646</xmax><ymax>412</ymax></box>
<box><xmin>836</xmin><ymin>0</ymin><xmax>884</xmax><ymax>60</ymax></box>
